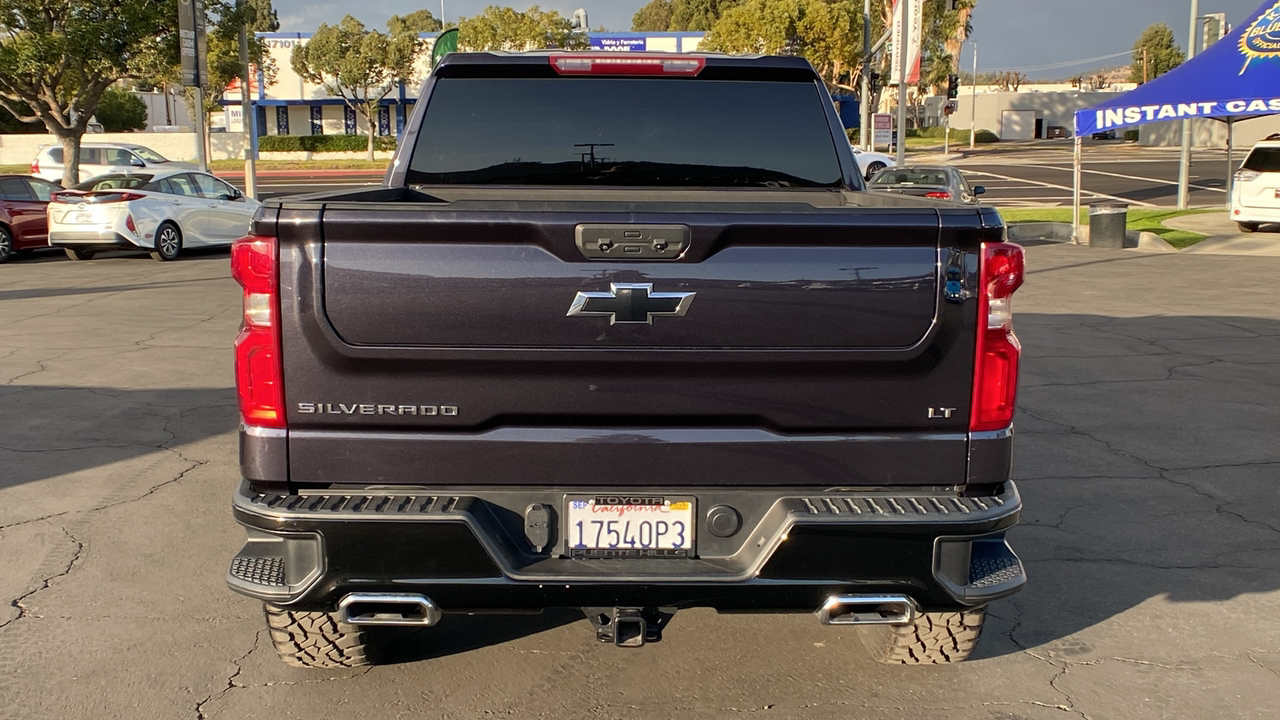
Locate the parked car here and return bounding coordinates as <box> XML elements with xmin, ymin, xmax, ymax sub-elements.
<box><xmin>850</xmin><ymin>145</ymin><xmax>896</xmax><ymax>180</ymax></box>
<box><xmin>1046</xmin><ymin>125</ymin><xmax>1070</xmax><ymax>139</ymax></box>
<box><xmin>1232</xmin><ymin>137</ymin><xmax>1280</xmax><ymax>233</ymax></box>
<box><xmin>867</xmin><ymin>165</ymin><xmax>986</xmax><ymax>203</ymax></box>
<box><xmin>0</xmin><ymin>175</ymin><xmax>62</xmax><ymax>263</ymax></box>
<box><xmin>47</xmin><ymin>169</ymin><xmax>259</xmax><ymax>261</ymax></box>
<box><xmin>31</xmin><ymin>143</ymin><xmax>196</xmax><ymax>184</ymax></box>
<box><xmin>1091</xmin><ymin>129</ymin><xmax>1117</xmax><ymax>140</ymax></box>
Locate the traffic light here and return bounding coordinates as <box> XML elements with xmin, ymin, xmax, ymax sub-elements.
<box><xmin>869</xmin><ymin>72</ymin><xmax>882</xmax><ymax>95</ymax></box>
<box><xmin>947</xmin><ymin>74</ymin><xmax>960</xmax><ymax>99</ymax></box>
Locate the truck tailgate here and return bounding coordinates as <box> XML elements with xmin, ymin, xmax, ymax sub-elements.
<box><xmin>272</xmin><ymin>197</ymin><xmax>984</xmax><ymax>488</ymax></box>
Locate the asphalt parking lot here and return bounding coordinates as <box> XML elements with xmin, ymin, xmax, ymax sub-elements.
<box><xmin>1</xmin><ymin>243</ymin><xmax>1278</xmax><ymax>719</ymax></box>
<box><xmin>952</xmin><ymin>143</ymin><xmax>1235</xmax><ymax>208</ymax></box>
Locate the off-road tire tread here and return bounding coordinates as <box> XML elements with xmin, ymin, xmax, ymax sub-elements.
<box><xmin>263</xmin><ymin>604</ymin><xmax>377</xmax><ymax>668</ymax></box>
<box><xmin>858</xmin><ymin>608</ymin><xmax>985</xmax><ymax>665</ymax></box>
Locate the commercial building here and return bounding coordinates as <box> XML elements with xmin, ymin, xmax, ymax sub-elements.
<box><xmin>223</xmin><ymin>31</ymin><xmax>708</xmax><ymax>138</ymax></box>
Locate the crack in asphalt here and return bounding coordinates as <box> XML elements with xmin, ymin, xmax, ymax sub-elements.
<box><xmin>0</xmin><ymin>525</ymin><xmax>83</xmax><ymax>633</ymax></box>
<box><xmin>1015</xmin><ymin>409</ymin><xmax>1280</xmax><ymax>536</ymax></box>
<box><xmin>194</xmin><ymin>630</ymin><xmax>262</xmax><ymax>720</ymax></box>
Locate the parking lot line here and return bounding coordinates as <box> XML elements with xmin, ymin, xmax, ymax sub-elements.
<box><xmin>965</xmin><ymin>170</ymin><xmax>1159</xmax><ymax>207</ymax></box>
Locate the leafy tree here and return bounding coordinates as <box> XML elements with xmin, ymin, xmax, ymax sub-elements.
<box><xmin>632</xmin><ymin>0</ymin><xmax>675</xmax><ymax>31</ymax></box>
<box><xmin>703</xmin><ymin>0</ymin><xmax>861</xmax><ymax>90</ymax></box>
<box><xmin>0</xmin><ymin>98</ymin><xmax>42</xmax><ymax>133</ymax></box>
<box><xmin>1129</xmin><ymin>22</ymin><xmax>1183</xmax><ymax>83</ymax></box>
<box><xmin>291</xmin><ymin>15</ymin><xmax>419</xmax><ymax>160</ymax></box>
<box><xmin>388</xmin><ymin>9</ymin><xmax>443</xmax><ymax>34</ymax></box>
<box><xmin>95</xmin><ymin>87</ymin><xmax>148</xmax><ymax>132</ymax></box>
<box><xmin>0</xmin><ymin>0</ymin><xmax>171</xmax><ymax>185</ymax></box>
<box><xmin>633</xmin><ymin>0</ymin><xmax>741</xmax><ymax>31</ymax></box>
<box><xmin>457</xmin><ymin>6</ymin><xmax>589</xmax><ymax>51</ymax></box>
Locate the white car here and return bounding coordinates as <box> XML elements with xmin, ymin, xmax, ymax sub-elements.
<box><xmin>851</xmin><ymin>146</ymin><xmax>896</xmax><ymax>181</ymax></box>
<box><xmin>31</xmin><ymin>143</ymin><xmax>197</xmax><ymax>184</ymax></box>
<box><xmin>1232</xmin><ymin>137</ymin><xmax>1280</xmax><ymax>233</ymax></box>
<box><xmin>47</xmin><ymin>169</ymin><xmax>259</xmax><ymax>261</ymax></box>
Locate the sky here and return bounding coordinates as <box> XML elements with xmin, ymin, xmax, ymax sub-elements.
<box><xmin>274</xmin><ymin>0</ymin><xmax>1270</xmax><ymax>78</ymax></box>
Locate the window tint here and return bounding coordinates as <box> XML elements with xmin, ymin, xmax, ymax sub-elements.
<box><xmin>79</xmin><ymin>148</ymin><xmax>102</xmax><ymax>164</ymax></box>
<box><xmin>192</xmin><ymin>174</ymin><xmax>233</xmax><ymax>198</ymax></box>
<box><xmin>104</xmin><ymin>148</ymin><xmax>134</xmax><ymax>165</ymax></box>
<box><xmin>47</xmin><ymin>148</ymin><xmax>64</xmax><ymax>164</ymax></box>
<box><xmin>1242</xmin><ymin>147</ymin><xmax>1280</xmax><ymax>173</ymax></box>
<box><xmin>0</xmin><ymin>177</ymin><xmax>34</xmax><ymax>201</ymax></box>
<box><xmin>26</xmin><ymin>179</ymin><xmax>59</xmax><ymax>201</ymax></box>
<box><xmin>72</xmin><ymin>174</ymin><xmax>154</xmax><ymax>191</ymax></box>
<box><xmin>407</xmin><ymin>77</ymin><xmax>843</xmax><ymax>188</ymax></box>
<box><xmin>165</xmin><ymin>174</ymin><xmax>201</xmax><ymax>196</ymax></box>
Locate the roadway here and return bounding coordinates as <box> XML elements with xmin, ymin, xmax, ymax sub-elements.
<box><xmin>220</xmin><ymin>142</ymin><xmax>1242</xmax><ymax>210</ymax></box>
<box><xmin>948</xmin><ymin>141</ymin><xmax>1237</xmax><ymax>208</ymax></box>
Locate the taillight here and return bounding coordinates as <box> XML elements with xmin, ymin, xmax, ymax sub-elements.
<box><xmin>31</xmin><ymin>159</ymin><xmax>39</xmax><ymax>175</ymax></box>
<box><xmin>970</xmin><ymin>242</ymin><xmax>1025</xmax><ymax>432</ymax></box>
<box><xmin>924</xmin><ymin>191</ymin><xmax>953</xmax><ymax>200</ymax></box>
<box><xmin>125</xmin><ymin>214</ymin><xmax>137</xmax><ymax>235</ymax></box>
<box><xmin>1235</xmin><ymin>169</ymin><xmax>1261</xmax><ymax>182</ymax></box>
<box><xmin>550</xmin><ymin>54</ymin><xmax>705</xmax><ymax>76</ymax></box>
<box><xmin>232</xmin><ymin>235</ymin><xmax>285</xmax><ymax>428</ymax></box>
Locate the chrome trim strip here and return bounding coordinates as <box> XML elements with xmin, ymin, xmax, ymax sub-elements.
<box><xmin>241</xmin><ymin>424</ymin><xmax>287</xmax><ymax>438</ymax></box>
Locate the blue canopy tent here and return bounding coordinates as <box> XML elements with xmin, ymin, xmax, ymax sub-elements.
<box><xmin>1068</xmin><ymin>0</ymin><xmax>1280</xmax><ymax>234</ymax></box>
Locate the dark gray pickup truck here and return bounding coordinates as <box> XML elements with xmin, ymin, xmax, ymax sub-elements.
<box><xmin>226</xmin><ymin>51</ymin><xmax>1027</xmax><ymax>667</ymax></box>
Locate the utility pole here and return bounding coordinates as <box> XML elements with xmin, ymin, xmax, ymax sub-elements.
<box><xmin>1177</xmin><ymin>0</ymin><xmax>1199</xmax><ymax>210</ymax></box>
<box><xmin>238</xmin><ymin>5</ymin><xmax>257</xmax><ymax>200</ymax></box>
<box><xmin>1143</xmin><ymin>47</ymin><xmax>1149</xmax><ymax>83</ymax></box>
<box><xmin>969</xmin><ymin>42</ymin><xmax>977</xmax><ymax>150</ymax></box>
<box><xmin>861</xmin><ymin>0</ymin><xmax>871</xmax><ymax>150</ymax></box>
<box><xmin>895</xmin><ymin>4</ymin><xmax>909</xmax><ymax>167</ymax></box>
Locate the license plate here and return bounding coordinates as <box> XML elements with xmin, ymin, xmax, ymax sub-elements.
<box><xmin>565</xmin><ymin>495</ymin><xmax>694</xmax><ymax>559</ymax></box>
<box><xmin>73</xmin><ymin>212</ymin><xmax>92</xmax><ymax>223</ymax></box>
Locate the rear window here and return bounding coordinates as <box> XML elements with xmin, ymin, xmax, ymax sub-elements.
<box><xmin>406</xmin><ymin>77</ymin><xmax>843</xmax><ymax>188</ymax></box>
<box><xmin>870</xmin><ymin>169</ymin><xmax>950</xmax><ymax>186</ymax></box>
<box><xmin>1242</xmin><ymin>147</ymin><xmax>1280</xmax><ymax>173</ymax></box>
<box><xmin>72</xmin><ymin>174</ymin><xmax>154</xmax><ymax>191</ymax></box>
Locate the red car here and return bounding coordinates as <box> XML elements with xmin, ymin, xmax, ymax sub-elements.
<box><xmin>0</xmin><ymin>174</ymin><xmax>61</xmax><ymax>263</ymax></box>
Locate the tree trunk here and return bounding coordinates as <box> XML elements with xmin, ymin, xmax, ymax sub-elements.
<box><xmin>366</xmin><ymin>103</ymin><xmax>376</xmax><ymax>162</ymax></box>
<box><xmin>58</xmin><ymin>132</ymin><xmax>84</xmax><ymax>188</ymax></box>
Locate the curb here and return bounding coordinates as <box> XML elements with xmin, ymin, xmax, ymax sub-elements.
<box><xmin>1005</xmin><ymin>222</ymin><xmax>1177</xmax><ymax>253</ymax></box>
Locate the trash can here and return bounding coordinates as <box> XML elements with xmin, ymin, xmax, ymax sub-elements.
<box><xmin>1088</xmin><ymin>202</ymin><xmax>1128</xmax><ymax>249</ymax></box>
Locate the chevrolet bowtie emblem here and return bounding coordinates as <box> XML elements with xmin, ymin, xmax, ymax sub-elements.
<box><xmin>567</xmin><ymin>283</ymin><xmax>696</xmax><ymax>325</ymax></box>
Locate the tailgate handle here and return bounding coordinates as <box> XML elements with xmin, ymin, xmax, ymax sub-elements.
<box><xmin>575</xmin><ymin>224</ymin><xmax>689</xmax><ymax>260</ymax></box>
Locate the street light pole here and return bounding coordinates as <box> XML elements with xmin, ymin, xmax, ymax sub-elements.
<box><xmin>238</xmin><ymin>9</ymin><xmax>257</xmax><ymax>200</ymax></box>
<box><xmin>1177</xmin><ymin>0</ymin><xmax>1199</xmax><ymax>209</ymax></box>
<box><xmin>895</xmin><ymin>4</ymin><xmax>909</xmax><ymax>167</ymax></box>
<box><xmin>861</xmin><ymin>0</ymin><xmax>871</xmax><ymax>150</ymax></box>
<box><xmin>969</xmin><ymin>42</ymin><xmax>977</xmax><ymax>150</ymax></box>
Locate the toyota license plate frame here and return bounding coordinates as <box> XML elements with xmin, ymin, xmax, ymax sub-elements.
<box><xmin>564</xmin><ymin>495</ymin><xmax>695</xmax><ymax>559</ymax></box>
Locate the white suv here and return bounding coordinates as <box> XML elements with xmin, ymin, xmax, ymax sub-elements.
<box><xmin>31</xmin><ymin>143</ymin><xmax>196</xmax><ymax>184</ymax></box>
<box><xmin>1232</xmin><ymin>137</ymin><xmax>1280</xmax><ymax>232</ymax></box>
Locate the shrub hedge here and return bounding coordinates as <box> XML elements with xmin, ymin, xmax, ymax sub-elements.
<box><xmin>974</xmin><ymin>129</ymin><xmax>999</xmax><ymax>143</ymax></box>
<box><xmin>1123</xmin><ymin>129</ymin><xmax>1140</xmax><ymax>142</ymax></box>
<box><xmin>257</xmin><ymin>134</ymin><xmax>398</xmax><ymax>152</ymax></box>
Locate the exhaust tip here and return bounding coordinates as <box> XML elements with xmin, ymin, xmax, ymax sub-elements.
<box><xmin>817</xmin><ymin>594</ymin><xmax>917</xmax><ymax>626</ymax></box>
<box><xmin>338</xmin><ymin>593</ymin><xmax>441</xmax><ymax>626</ymax></box>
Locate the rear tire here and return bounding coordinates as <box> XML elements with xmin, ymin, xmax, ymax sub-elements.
<box><xmin>865</xmin><ymin>162</ymin><xmax>886</xmax><ymax>181</ymax></box>
<box><xmin>150</xmin><ymin>222</ymin><xmax>182</xmax><ymax>261</ymax></box>
<box><xmin>263</xmin><ymin>603</ymin><xmax>379</xmax><ymax>668</ymax></box>
<box><xmin>64</xmin><ymin>247</ymin><xmax>94</xmax><ymax>261</ymax></box>
<box><xmin>1237</xmin><ymin>221</ymin><xmax>1260</xmax><ymax>233</ymax></box>
<box><xmin>0</xmin><ymin>226</ymin><xmax>12</xmax><ymax>263</ymax></box>
<box><xmin>858</xmin><ymin>608</ymin><xmax>986</xmax><ymax>665</ymax></box>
